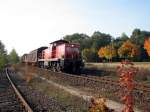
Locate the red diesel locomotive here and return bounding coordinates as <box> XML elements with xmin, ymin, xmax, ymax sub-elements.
<box><xmin>22</xmin><ymin>40</ymin><xmax>84</xmax><ymax>73</ymax></box>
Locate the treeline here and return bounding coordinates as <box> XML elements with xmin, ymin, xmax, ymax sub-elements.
<box><xmin>0</xmin><ymin>40</ymin><xmax>19</xmax><ymax>70</ymax></box>
<box><xmin>63</xmin><ymin>28</ymin><xmax>150</xmax><ymax>62</ymax></box>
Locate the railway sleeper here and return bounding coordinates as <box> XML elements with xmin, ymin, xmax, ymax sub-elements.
<box><xmin>0</xmin><ymin>93</ymin><xmax>17</xmax><ymax>98</ymax></box>
<box><xmin>0</xmin><ymin>102</ymin><xmax>21</xmax><ymax>108</ymax></box>
<box><xmin>0</xmin><ymin>105</ymin><xmax>24</xmax><ymax>112</ymax></box>
<box><xmin>0</xmin><ymin>98</ymin><xmax>18</xmax><ymax>103</ymax></box>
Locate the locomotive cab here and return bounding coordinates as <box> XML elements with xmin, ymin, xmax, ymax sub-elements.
<box><xmin>63</xmin><ymin>43</ymin><xmax>83</xmax><ymax>73</ymax></box>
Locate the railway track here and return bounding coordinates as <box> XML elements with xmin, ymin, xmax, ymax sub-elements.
<box><xmin>0</xmin><ymin>69</ymin><xmax>33</xmax><ymax>112</ymax></box>
<box><xmin>36</xmin><ymin>67</ymin><xmax>150</xmax><ymax>111</ymax></box>
<box><xmin>16</xmin><ymin>65</ymin><xmax>150</xmax><ymax>111</ymax></box>
<box><xmin>44</xmin><ymin>68</ymin><xmax>150</xmax><ymax>92</ymax></box>
<box><xmin>86</xmin><ymin>76</ymin><xmax>150</xmax><ymax>92</ymax></box>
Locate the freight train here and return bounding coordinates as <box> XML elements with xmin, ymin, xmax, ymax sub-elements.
<box><xmin>21</xmin><ymin>40</ymin><xmax>84</xmax><ymax>73</ymax></box>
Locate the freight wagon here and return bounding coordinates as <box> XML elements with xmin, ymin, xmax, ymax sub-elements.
<box><xmin>27</xmin><ymin>47</ymin><xmax>48</xmax><ymax>65</ymax></box>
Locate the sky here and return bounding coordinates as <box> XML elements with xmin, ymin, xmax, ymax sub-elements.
<box><xmin>0</xmin><ymin>0</ymin><xmax>150</xmax><ymax>56</ymax></box>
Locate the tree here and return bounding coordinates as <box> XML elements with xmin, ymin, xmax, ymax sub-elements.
<box><xmin>82</xmin><ymin>48</ymin><xmax>99</xmax><ymax>62</ymax></box>
<box><xmin>8</xmin><ymin>48</ymin><xmax>19</xmax><ymax>64</ymax></box>
<box><xmin>103</xmin><ymin>45</ymin><xmax>117</xmax><ymax>61</ymax></box>
<box><xmin>144</xmin><ymin>37</ymin><xmax>150</xmax><ymax>56</ymax></box>
<box><xmin>130</xmin><ymin>29</ymin><xmax>141</xmax><ymax>45</ymax></box>
<box><xmin>98</xmin><ymin>44</ymin><xmax>117</xmax><ymax>61</ymax></box>
<box><xmin>130</xmin><ymin>29</ymin><xmax>150</xmax><ymax>61</ymax></box>
<box><xmin>63</xmin><ymin>33</ymin><xmax>91</xmax><ymax>50</ymax></box>
<box><xmin>0</xmin><ymin>40</ymin><xmax>7</xmax><ymax>69</ymax></box>
<box><xmin>91</xmin><ymin>31</ymin><xmax>112</xmax><ymax>50</ymax></box>
<box><xmin>113</xmin><ymin>33</ymin><xmax>129</xmax><ymax>49</ymax></box>
<box><xmin>98</xmin><ymin>47</ymin><xmax>105</xmax><ymax>58</ymax></box>
<box><xmin>90</xmin><ymin>48</ymin><xmax>99</xmax><ymax>62</ymax></box>
<box><xmin>130</xmin><ymin>29</ymin><xmax>150</xmax><ymax>45</ymax></box>
<box><xmin>82</xmin><ymin>48</ymin><xmax>90</xmax><ymax>62</ymax></box>
<box><xmin>63</xmin><ymin>31</ymin><xmax>112</xmax><ymax>62</ymax></box>
<box><xmin>118</xmin><ymin>40</ymin><xmax>140</xmax><ymax>59</ymax></box>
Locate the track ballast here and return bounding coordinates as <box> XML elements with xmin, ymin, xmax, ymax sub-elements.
<box><xmin>0</xmin><ymin>69</ymin><xmax>33</xmax><ymax>112</ymax></box>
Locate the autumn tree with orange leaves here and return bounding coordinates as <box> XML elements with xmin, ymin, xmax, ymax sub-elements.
<box><xmin>98</xmin><ymin>44</ymin><xmax>117</xmax><ymax>61</ymax></box>
<box><xmin>118</xmin><ymin>40</ymin><xmax>140</xmax><ymax>59</ymax></box>
<box><xmin>98</xmin><ymin>47</ymin><xmax>105</xmax><ymax>58</ymax></box>
<box><xmin>144</xmin><ymin>37</ymin><xmax>150</xmax><ymax>56</ymax></box>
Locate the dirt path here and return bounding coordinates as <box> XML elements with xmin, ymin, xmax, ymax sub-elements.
<box><xmin>34</xmin><ymin>75</ymin><xmax>141</xmax><ymax>112</ymax></box>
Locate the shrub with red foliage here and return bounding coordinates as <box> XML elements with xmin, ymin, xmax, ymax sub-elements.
<box><xmin>117</xmin><ymin>60</ymin><xmax>138</xmax><ymax>112</ymax></box>
<box><xmin>89</xmin><ymin>97</ymin><xmax>115</xmax><ymax>112</ymax></box>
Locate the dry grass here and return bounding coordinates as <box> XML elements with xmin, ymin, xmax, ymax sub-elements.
<box><xmin>86</xmin><ymin>62</ymin><xmax>150</xmax><ymax>71</ymax></box>
<box><xmin>85</xmin><ymin>63</ymin><xmax>150</xmax><ymax>85</ymax></box>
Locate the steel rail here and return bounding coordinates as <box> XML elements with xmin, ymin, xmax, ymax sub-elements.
<box><xmin>5</xmin><ymin>68</ymin><xmax>33</xmax><ymax>112</ymax></box>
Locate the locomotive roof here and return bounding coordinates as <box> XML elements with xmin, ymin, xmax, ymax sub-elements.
<box><xmin>22</xmin><ymin>53</ymin><xmax>28</xmax><ymax>57</ymax></box>
<box><xmin>37</xmin><ymin>46</ymin><xmax>48</xmax><ymax>51</ymax></box>
<box><xmin>22</xmin><ymin>53</ymin><xmax>28</xmax><ymax>56</ymax></box>
<box><xmin>50</xmin><ymin>40</ymin><xmax>69</xmax><ymax>44</ymax></box>
<box><xmin>30</xmin><ymin>46</ymin><xmax>48</xmax><ymax>53</ymax></box>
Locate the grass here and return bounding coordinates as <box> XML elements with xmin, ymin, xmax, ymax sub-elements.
<box><xmin>85</xmin><ymin>62</ymin><xmax>150</xmax><ymax>85</ymax></box>
<box><xmin>86</xmin><ymin>62</ymin><xmax>150</xmax><ymax>71</ymax></box>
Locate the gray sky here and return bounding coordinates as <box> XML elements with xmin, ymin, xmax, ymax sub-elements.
<box><xmin>0</xmin><ymin>0</ymin><xmax>150</xmax><ymax>55</ymax></box>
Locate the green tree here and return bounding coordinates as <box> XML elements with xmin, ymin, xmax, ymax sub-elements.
<box><xmin>113</xmin><ymin>33</ymin><xmax>129</xmax><ymax>49</ymax></box>
<box><xmin>130</xmin><ymin>29</ymin><xmax>142</xmax><ymax>45</ymax></box>
<box><xmin>9</xmin><ymin>48</ymin><xmax>19</xmax><ymax>64</ymax></box>
<box><xmin>82</xmin><ymin>48</ymin><xmax>90</xmax><ymax>61</ymax></box>
<box><xmin>0</xmin><ymin>40</ymin><xmax>7</xmax><ymax>69</ymax></box>
<box><xmin>82</xmin><ymin>48</ymin><xmax>98</xmax><ymax>62</ymax></box>
<box><xmin>130</xmin><ymin>29</ymin><xmax>150</xmax><ymax>61</ymax></box>
<box><xmin>91</xmin><ymin>31</ymin><xmax>112</xmax><ymax>50</ymax></box>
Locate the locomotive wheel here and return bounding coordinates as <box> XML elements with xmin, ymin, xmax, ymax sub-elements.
<box><xmin>41</xmin><ymin>62</ymin><xmax>44</xmax><ymax>68</ymax></box>
<box><xmin>72</xmin><ymin>65</ymin><xmax>77</xmax><ymax>74</ymax></box>
<box><xmin>52</xmin><ymin>66</ymin><xmax>56</xmax><ymax>72</ymax></box>
<box><xmin>56</xmin><ymin>64</ymin><xmax>61</xmax><ymax>72</ymax></box>
<box><xmin>76</xmin><ymin>67</ymin><xmax>81</xmax><ymax>74</ymax></box>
